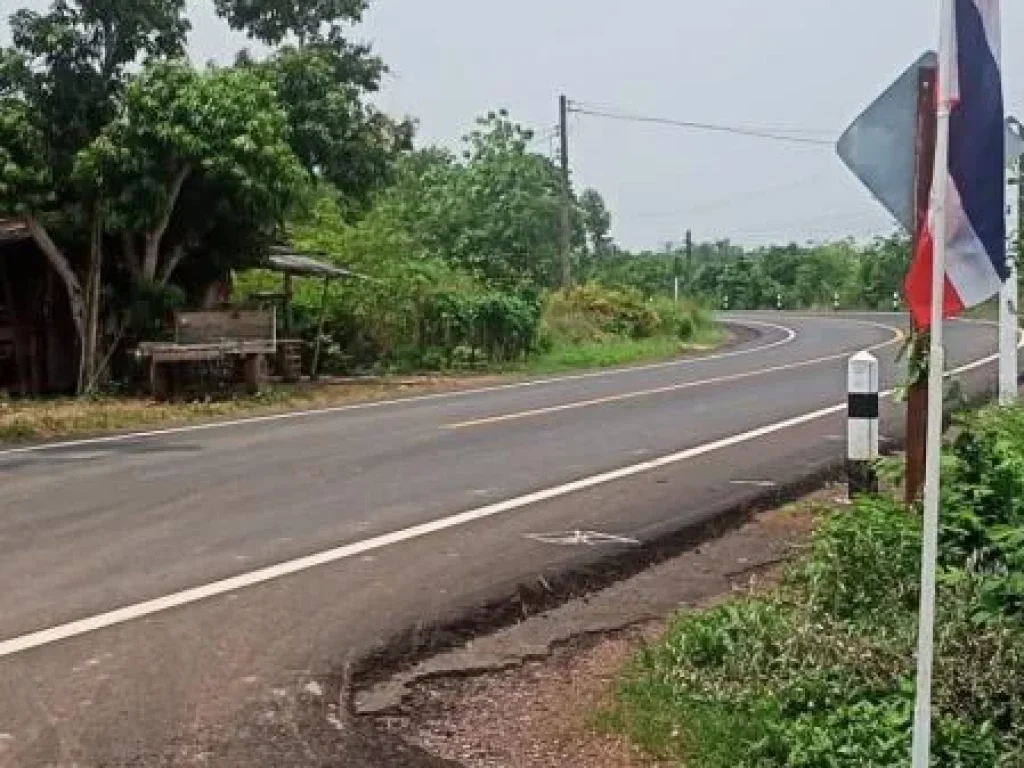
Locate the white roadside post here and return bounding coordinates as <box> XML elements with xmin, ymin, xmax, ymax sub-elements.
<box><xmin>847</xmin><ymin>352</ymin><xmax>880</xmax><ymax>497</ymax></box>
<box><xmin>1001</xmin><ymin>156</ymin><xmax>1021</xmax><ymax>405</ymax></box>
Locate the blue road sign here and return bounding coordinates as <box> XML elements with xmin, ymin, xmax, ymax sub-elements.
<box><xmin>837</xmin><ymin>52</ymin><xmax>938</xmax><ymax>234</ymax></box>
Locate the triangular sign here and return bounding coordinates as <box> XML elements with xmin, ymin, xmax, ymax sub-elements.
<box><xmin>837</xmin><ymin>52</ymin><xmax>938</xmax><ymax>234</ymax></box>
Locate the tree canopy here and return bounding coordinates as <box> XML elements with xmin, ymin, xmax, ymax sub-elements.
<box><xmin>0</xmin><ymin>0</ymin><xmax>410</xmax><ymax>392</ymax></box>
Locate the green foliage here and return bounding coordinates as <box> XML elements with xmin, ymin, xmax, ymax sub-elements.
<box><xmin>596</xmin><ymin>235</ymin><xmax>911</xmax><ymax>310</ymax></box>
<box><xmin>0</xmin><ymin>97</ymin><xmax>51</xmax><ymax>214</ymax></box>
<box><xmin>414</xmin><ymin>111</ymin><xmax>565</xmax><ymax>289</ymax></box>
<box><xmin>243</xmin><ymin>42</ymin><xmax>412</xmax><ymax>212</ymax></box>
<box><xmin>578</xmin><ymin>188</ymin><xmax>612</xmax><ymax>261</ymax></box>
<box><xmin>81</xmin><ymin>60</ymin><xmax>307</xmax><ymax>259</ymax></box>
<box><xmin>606</xmin><ymin>404</ymin><xmax>1024</xmax><ymax>766</ymax></box>
<box><xmin>942</xmin><ymin>408</ymin><xmax>1024</xmax><ymax>616</ymax></box>
<box><xmin>214</xmin><ymin>0</ymin><xmax>368</xmax><ymax>45</ymax></box>
<box><xmin>790</xmin><ymin>498</ymin><xmax>921</xmax><ymax>623</ymax></box>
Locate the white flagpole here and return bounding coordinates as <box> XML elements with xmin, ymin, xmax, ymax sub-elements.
<box><xmin>911</xmin><ymin>0</ymin><xmax>953</xmax><ymax>765</ymax></box>
<box><xmin>1003</xmin><ymin>155</ymin><xmax>1021</xmax><ymax>405</ymax></box>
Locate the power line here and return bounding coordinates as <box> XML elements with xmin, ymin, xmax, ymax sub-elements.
<box><xmin>568</xmin><ymin>101</ymin><xmax>835</xmax><ymax>147</ymax></box>
<box><xmin>709</xmin><ymin>210</ymin><xmax>897</xmax><ymax>241</ymax></box>
<box><xmin>629</xmin><ymin>173</ymin><xmax>830</xmax><ymax>221</ymax></box>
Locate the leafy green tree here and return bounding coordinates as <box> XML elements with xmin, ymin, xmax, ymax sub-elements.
<box><xmin>214</xmin><ymin>0</ymin><xmax>367</xmax><ymax>44</ymax></box>
<box><xmin>248</xmin><ymin>43</ymin><xmax>413</xmax><ymax>214</ymax></box>
<box><xmin>579</xmin><ymin>188</ymin><xmax>613</xmax><ymax>257</ymax></box>
<box><xmin>79</xmin><ymin>60</ymin><xmax>307</xmax><ymax>286</ymax></box>
<box><xmin>0</xmin><ymin>0</ymin><xmax>192</xmax><ymax>389</ymax></box>
<box><xmin>416</xmin><ymin>111</ymin><xmax>564</xmax><ymax>288</ymax></box>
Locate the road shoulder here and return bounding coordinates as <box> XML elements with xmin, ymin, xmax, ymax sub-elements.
<box><xmin>358</xmin><ymin>491</ymin><xmax>829</xmax><ymax>767</ymax></box>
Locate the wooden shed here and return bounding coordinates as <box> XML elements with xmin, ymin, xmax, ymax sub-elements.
<box><xmin>0</xmin><ymin>220</ymin><xmax>79</xmax><ymax>395</ymax></box>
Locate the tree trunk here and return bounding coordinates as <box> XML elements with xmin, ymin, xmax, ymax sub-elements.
<box><xmin>123</xmin><ymin>233</ymin><xmax>141</xmax><ymax>281</ymax></box>
<box><xmin>25</xmin><ymin>217</ymin><xmax>86</xmax><ymax>386</ymax></box>
<box><xmin>158</xmin><ymin>244</ymin><xmax>188</xmax><ymax>287</ymax></box>
<box><xmin>143</xmin><ymin>165</ymin><xmax>191</xmax><ymax>282</ymax></box>
<box><xmin>79</xmin><ymin>214</ymin><xmax>104</xmax><ymax>394</ymax></box>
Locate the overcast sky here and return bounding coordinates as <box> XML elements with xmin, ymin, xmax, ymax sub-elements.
<box><xmin>3</xmin><ymin>1</ymin><xmax>1023</xmax><ymax>250</ymax></box>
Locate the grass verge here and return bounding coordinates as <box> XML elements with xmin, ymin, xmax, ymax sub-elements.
<box><xmin>505</xmin><ymin>326</ymin><xmax>725</xmax><ymax>376</ymax></box>
<box><xmin>601</xmin><ymin>405</ymin><xmax>1024</xmax><ymax>767</ymax></box>
<box><xmin>0</xmin><ymin>326</ymin><xmax>726</xmax><ymax>444</ymax></box>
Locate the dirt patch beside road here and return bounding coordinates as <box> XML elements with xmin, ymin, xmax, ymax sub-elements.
<box><xmin>365</xmin><ymin>493</ymin><xmax>829</xmax><ymax>767</ymax></box>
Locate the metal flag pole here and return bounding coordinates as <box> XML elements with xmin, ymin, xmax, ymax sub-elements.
<box><xmin>910</xmin><ymin>1</ymin><xmax>953</xmax><ymax>765</ymax></box>
<box><xmin>1003</xmin><ymin>150</ymin><xmax>1022</xmax><ymax>405</ymax></box>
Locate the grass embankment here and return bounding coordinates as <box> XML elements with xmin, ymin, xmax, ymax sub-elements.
<box><xmin>0</xmin><ymin>292</ymin><xmax>722</xmax><ymax>443</ymax></box>
<box><xmin>602</xmin><ymin>406</ymin><xmax>1024</xmax><ymax>767</ymax></box>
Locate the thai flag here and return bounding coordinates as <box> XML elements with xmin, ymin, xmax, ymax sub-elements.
<box><xmin>905</xmin><ymin>0</ymin><xmax>1007</xmax><ymax>328</ymax></box>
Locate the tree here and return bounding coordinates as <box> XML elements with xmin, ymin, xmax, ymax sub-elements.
<box><xmin>250</xmin><ymin>43</ymin><xmax>413</xmax><ymax>214</ymax></box>
<box><xmin>0</xmin><ymin>0</ymin><xmax>192</xmax><ymax>390</ymax></box>
<box><xmin>79</xmin><ymin>61</ymin><xmax>308</xmax><ymax>287</ymax></box>
<box><xmin>579</xmin><ymin>188</ymin><xmax>613</xmax><ymax>257</ymax></box>
<box><xmin>415</xmin><ymin>111</ymin><xmax>564</xmax><ymax>288</ymax></box>
<box><xmin>214</xmin><ymin>0</ymin><xmax>368</xmax><ymax>44</ymax></box>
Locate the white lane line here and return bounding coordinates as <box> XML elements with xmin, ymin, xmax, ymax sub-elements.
<box><xmin>0</xmin><ymin>338</ymin><xmax>1007</xmax><ymax>660</ymax></box>
<box><xmin>0</xmin><ymin>320</ymin><xmax>797</xmax><ymax>460</ymax></box>
<box><xmin>447</xmin><ymin>322</ymin><xmax>904</xmax><ymax>429</ymax></box>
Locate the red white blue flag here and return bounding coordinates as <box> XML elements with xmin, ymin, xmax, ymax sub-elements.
<box><xmin>905</xmin><ymin>0</ymin><xmax>1007</xmax><ymax>328</ymax></box>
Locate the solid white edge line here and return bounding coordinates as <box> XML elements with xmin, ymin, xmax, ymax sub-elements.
<box><xmin>0</xmin><ymin>336</ymin><xmax>1012</xmax><ymax>659</ymax></box>
<box><xmin>0</xmin><ymin>319</ymin><xmax>797</xmax><ymax>459</ymax></box>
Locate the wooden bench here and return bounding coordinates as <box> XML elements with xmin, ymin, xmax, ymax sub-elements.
<box><xmin>137</xmin><ymin>310</ymin><xmax>277</xmax><ymax>399</ymax></box>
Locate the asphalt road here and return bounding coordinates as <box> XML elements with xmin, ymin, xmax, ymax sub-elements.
<box><xmin>0</xmin><ymin>313</ymin><xmax>1007</xmax><ymax>767</ymax></box>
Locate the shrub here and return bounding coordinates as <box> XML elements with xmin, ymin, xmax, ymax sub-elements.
<box><xmin>789</xmin><ymin>498</ymin><xmax>921</xmax><ymax>624</ymax></box>
<box><xmin>607</xmin><ymin>405</ymin><xmax>1024</xmax><ymax>766</ymax></box>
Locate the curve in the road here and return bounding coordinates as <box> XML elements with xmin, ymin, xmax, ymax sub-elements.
<box><xmin>0</xmin><ymin>316</ymin><xmax>1008</xmax><ymax>661</ymax></box>
<box><xmin>0</xmin><ymin>318</ymin><xmax>797</xmax><ymax>460</ymax></box>
<box><xmin>446</xmin><ymin>317</ymin><xmax>904</xmax><ymax>429</ymax></box>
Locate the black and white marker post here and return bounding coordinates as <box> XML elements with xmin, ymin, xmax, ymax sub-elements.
<box><xmin>847</xmin><ymin>351</ymin><xmax>880</xmax><ymax>497</ymax></box>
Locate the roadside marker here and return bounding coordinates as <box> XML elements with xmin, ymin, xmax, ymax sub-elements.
<box><xmin>847</xmin><ymin>351</ymin><xmax>880</xmax><ymax>497</ymax></box>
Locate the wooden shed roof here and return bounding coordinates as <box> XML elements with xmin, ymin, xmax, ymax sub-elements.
<box><xmin>266</xmin><ymin>247</ymin><xmax>372</xmax><ymax>281</ymax></box>
<box><xmin>0</xmin><ymin>219</ymin><xmax>30</xmax><ymax>245</ymax></box>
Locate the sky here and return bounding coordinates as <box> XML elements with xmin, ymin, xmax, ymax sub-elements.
<box><xmin>3</xmin><ymin>1</ymin><xmax>1023</xmax><ymax>251</ymax></box>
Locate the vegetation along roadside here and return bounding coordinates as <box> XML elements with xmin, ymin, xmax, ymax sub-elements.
<box><xmin>601</xmin><ymin>404</ymin><xmax>1024</xmax><ymax>766</ymax></box>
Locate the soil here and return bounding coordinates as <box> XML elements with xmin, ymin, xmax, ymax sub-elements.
<box><xmin>366</xmin><ymin>492</ymin><xmax>830</xmax><ymax>767</ymax></box>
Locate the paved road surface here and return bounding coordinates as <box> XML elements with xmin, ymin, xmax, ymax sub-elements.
<box><xmin>0</xmin><ymin>313</ymin><xmax>1006</xmax><ymax>766</ymax></box>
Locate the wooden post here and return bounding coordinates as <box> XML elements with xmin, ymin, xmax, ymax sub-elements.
<box><xmin>283</xmin><ymin>273</ymin><xmax>294</xmax><ymax>337</ymax></box>
<box><xmin>310</xmin><ymin>277</ymin><xmax>331</xmax><ymax>381</ymax></box>
<box><xmin>150</xmin><ymin>360</ymin><xmax>170</xmax><ymax>401</ymax></box>
<box><xmin>242</xmin><ymin>354</ymin><xmax>266</xmax><ymax>395</ymax></box>
<box><xmin>906</xmin><ymin>65</ymin><xmax>938</xmax><ymax>505</ymax></box>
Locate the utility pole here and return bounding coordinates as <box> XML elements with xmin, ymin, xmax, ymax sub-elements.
<box><xmin>905</xmin><ymin>64</ymin><xmax>937</xmax><ymax>505</ymax></box>
<box><xmin>668</xmin><ymin>240</ymin><xmax>681</xmax><ymax>302</ymax></box>
<box><xmin>558</xmin><ymin>94</ymin><xmax>572</xmax><ymax>290</ymax></box>
<box><xmin>685</xmin><ymin>229</ymin><xmax>694</xmax><ymax>294</ymax></box>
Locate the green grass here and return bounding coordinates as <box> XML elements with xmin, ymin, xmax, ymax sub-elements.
<box><xmin>599</xmin><ymin>416</ymin><xmax>1024</xmax><ymax>768</ymax></box>
<box><xmin>0</xmin><ymin>324</ymin><xmax>727</xmax><ymax>444</ymax></box>
<box><xmin>507</xmin><ymin>326</ymin><xmax>725</xmax><ymax>376</ymax></box>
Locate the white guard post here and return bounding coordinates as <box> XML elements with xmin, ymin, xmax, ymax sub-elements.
<box><xmin>847</xmin><ymin>351</ymin><xmax>880</xmax><ymax>497</ymax></box>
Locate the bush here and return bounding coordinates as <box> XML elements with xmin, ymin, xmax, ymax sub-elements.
<box><xmin>789</xmin><ymin>498</ymin><xmax>921</xmax><ymax>624</ymax></box>
<box><xmin>543</xmin><ymin>284</ymin><xmax>710</xmax><ymax>346</ymax></box>
<box><xmin>606</xmin><ymin>405</ymin><xmax>1024</xmax><ymax>767</ymax></box>
<box><xmin>941</xmin><ymin>408</ymin><xmax>1024</xmax><ymax>616</ymax></box>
